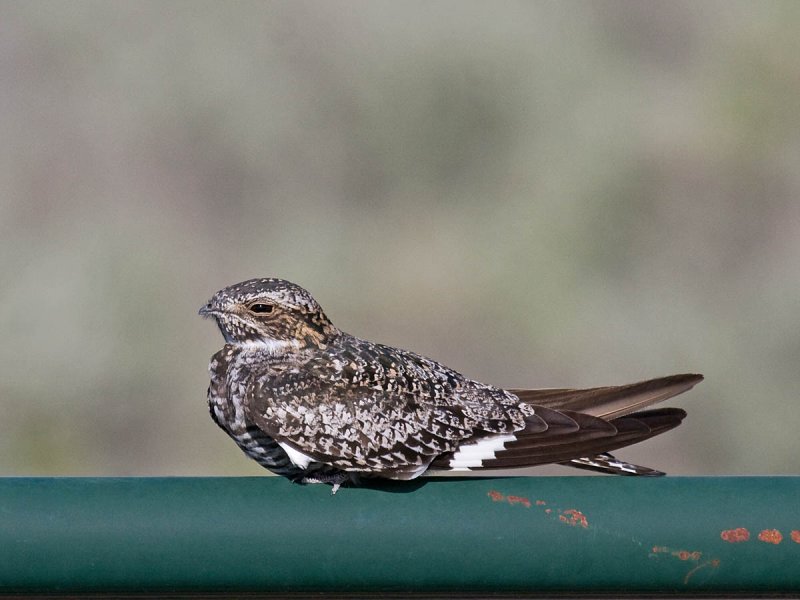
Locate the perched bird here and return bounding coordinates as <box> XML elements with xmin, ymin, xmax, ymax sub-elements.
<box><xmin>200</xmin><ymin>278</ymin><xmax>702</xmax><ymax>492</ymax></box>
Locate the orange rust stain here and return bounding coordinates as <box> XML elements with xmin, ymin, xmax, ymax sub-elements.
<box><xmin>652</xmin><ymin>546</ymin><xmax>701</xmax><ymax>562</ymax></box>
<box><xmin>490</xmin><ymin>489</ymin><xmax>725</xmax><ymax>587</ymax></box>
<box><xmin>507</xmin><ymin>495</ymin><xmax>532</xmax><ymax>508</ymax></box>
<box><xmin>487</xmin><ymin>490</ymin><xmax>533</xmax><ymax>509</ymax></box>
<box><xmin>758</xmin><ymin>529</ymin><xmax>783</xmax><ymax>544</ymax></box>
<box><xmin>683</xmin><ymin>559</ymin><xmax>721</xmax><ymax>585</ymax></box>
<box><xmin>720</xmin><ymin>527</ymin><xmax>750</xmax><ymax>543</ymax></box>
<box><xmin>791</xmin><ymin>530</ymin><xmax>800</xmax><ymax>544</ymax></box>
<box><xmin>651</xmin><ymin>544</ymin><xmax>715</xmax><ymax>584</ymax></box>
<box><xmin>488</xmin><ymin>490</ymin><xmax>505</xmax><ymax>502</ymax></box>
<box><xmin>559</xmin><ymin>508</ymin><xmax>589</xmax><ymax>528</ymax></box>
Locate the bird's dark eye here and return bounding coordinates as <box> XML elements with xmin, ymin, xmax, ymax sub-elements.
<box><xmin>249</xmin><ymin>303</ymin><xmax>274</xmax><ymax>314</ymax></box>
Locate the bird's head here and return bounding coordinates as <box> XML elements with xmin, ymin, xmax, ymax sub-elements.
<box><xmin>199</xmin><ymin>278</ymin><xmax>338</xmax><ymax>350</ymax></box>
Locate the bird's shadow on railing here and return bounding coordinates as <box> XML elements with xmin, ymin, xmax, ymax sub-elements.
<box><xmin>353</xmin><ymin>475</ymin><xmax>508</xmax><ymax>494</ymax></box>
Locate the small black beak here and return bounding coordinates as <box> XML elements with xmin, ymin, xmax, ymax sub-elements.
<box><xmin>198</xmin><ymin>303</ymin><xmax>214</xmax><ymax>317</ymax></box>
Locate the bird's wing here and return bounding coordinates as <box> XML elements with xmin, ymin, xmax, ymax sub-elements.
<box><xmin>244</xmin><ymin>343</ymin><xmax>530</xmax><ymax>478</ymax></box>
<box><xmin>508</xmin><ymin>373</ymin><xmax>702</xmax><ymax>420</ymax></box>
<box><xmin>430</xmin><ymin>406</ymin><xmax>687</xmax><ymax>474</ymax></box>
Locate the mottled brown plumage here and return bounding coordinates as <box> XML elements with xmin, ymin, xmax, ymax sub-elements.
<box><xmin>200</xmin><ymin>278</ymin><xmax>702</xmax><ymax>491</ymax></box>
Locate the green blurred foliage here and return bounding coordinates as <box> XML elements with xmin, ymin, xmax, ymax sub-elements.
<box><xmin>1</xmin><ymin>1</ymin><xmax>798</xmax><ymax>476</ymax></box>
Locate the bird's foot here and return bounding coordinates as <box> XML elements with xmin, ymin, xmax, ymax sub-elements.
<box><xmin>296</xmin><ymin>471</ymin><xmax>352</xmax><ymax>494</ymax></box>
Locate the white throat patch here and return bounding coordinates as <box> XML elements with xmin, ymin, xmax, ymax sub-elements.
<box><xmin>238</xmin><ymin>338</ymin><xmax>300</xmax><ymax>355</ymax></box>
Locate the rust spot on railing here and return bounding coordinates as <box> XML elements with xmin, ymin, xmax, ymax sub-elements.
<box><xmin>486</xmin><ymin>487</ymin><xmax>724</xmax><ymax>586</ymax></box>
<box><xmin>758</xmin><ymin>529</ymin><xmax>783</xmax><ymax>545</ymax></box>
<box><xmin>507</xmin><ymin>495</ymin><xmax>531</xmax><ymax>508</ymax></box>
<box><xmin>650</xmin><ymin>544</ymin><xmax>717</xmax><ymax>584</ymax></box>
<box><xmin>651</xmin><ymin>545</ymin><xmax>702</xmax><ymax>561</ymax></box>
<box><xmin>720</xmin><ymin>527</ymin><xmax>750</xmax><ymax>543</ymax></box>
<box><xmin>683</xmin><ymin>559</ymin><xmax>721</xmax><ymax>585</ymax></box>
<box><xmin>487</xmin><ymin>490</ymin><xmax>505</xmax><ymax>502</ymax></box>
<box><xmin>559</xmin><ymin>508</ymin><xmax>588</xmax><ymax>528</ymax></box>
<box><xmin>487</xmin><ymin>490</ymin><xmax>533</xmax><ymax>509</ymax></box>
<box><xmin>721</xmin><ymin>527</ymin><xmax>798</xmax><ymax>545</ymax></box>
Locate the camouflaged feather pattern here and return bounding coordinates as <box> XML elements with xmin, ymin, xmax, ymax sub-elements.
<box><xmin>230</xmin><ymin>333</ymin><xmax>533</xmax><ymax>477</ymax></box>
<box><xmin>201</xmin><ymin>278</ymin><xmax>702</xmax><ymax>487</ymax></box>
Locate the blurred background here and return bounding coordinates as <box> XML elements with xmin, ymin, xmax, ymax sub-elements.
<box><xmin>1</xmin><ymin>1</ymin><xmax>798</xmax><ymax>477</ymax></box>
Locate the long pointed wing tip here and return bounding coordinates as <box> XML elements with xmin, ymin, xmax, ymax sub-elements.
<box><xmin>675</xmin><ymin>372</ymin><xmax>704</xmax><ymax>388</ymax></box>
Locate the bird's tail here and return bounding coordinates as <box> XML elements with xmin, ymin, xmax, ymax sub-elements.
<box><xmin>564</xmin><ymin>452</ymin><xmax>665</xmax><ymax>476</ymax></box>
<box><xmin>429</xmin><ymin>374</ymin><xmax>701</xmax><ymax>475</ymax></box>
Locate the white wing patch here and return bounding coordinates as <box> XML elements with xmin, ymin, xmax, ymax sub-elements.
<box><xmin>278</xmin><ymin>442</ymin><xmax>316</xmax><ymax>469</ymax></box>
<box><xmin>446</xmin><ymin>433</ymin><xmax>517</xmax><ymax>469</ymax></box>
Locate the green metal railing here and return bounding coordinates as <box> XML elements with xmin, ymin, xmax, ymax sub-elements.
<box><xmin>0</xmin><ymin>476</ymin><xmax>798</xmax><ymax>596</ymax></box>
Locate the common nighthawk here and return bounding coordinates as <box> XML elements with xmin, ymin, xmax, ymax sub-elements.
<box><xmin>200</xmin><ymin>278</ymin><xmax>702</xmax><ymax>492</ymax></box>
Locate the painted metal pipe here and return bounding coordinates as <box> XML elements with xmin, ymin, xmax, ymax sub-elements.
<box><xmin>0</xmin><ymin>476</ymin><xmax>798</xmax><ymax>596</ymax></box>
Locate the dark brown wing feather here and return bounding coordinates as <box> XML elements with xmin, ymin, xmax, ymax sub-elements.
<box><xmin>497</xmin><ymin>410</ymin><xmax>616</xmax><ymax>451</ymax></box>
<box><xmin>481</xmin><ymin>408</ymin><xmax>685</xmax><ymax>469</ymax></box>
<box><xmin>509</xmin><ymin>373</ymin><xmax>702</xmax><ymax>420</ymax></box>
<box><xmin>430</xmin><ymin>406</ymin><xmax>687</xmax><ymax>471</ymax></box>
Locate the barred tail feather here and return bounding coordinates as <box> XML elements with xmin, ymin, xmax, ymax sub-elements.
<box><xmin>564</xmin><ymin>453</ymin><xmax>666</xmax><ymax>476</ymax></box>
